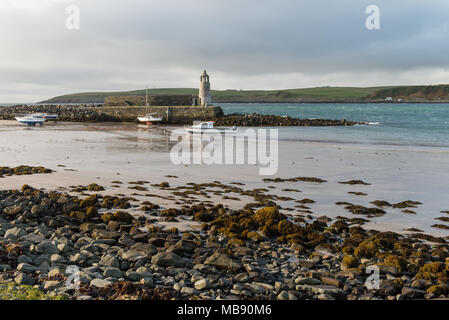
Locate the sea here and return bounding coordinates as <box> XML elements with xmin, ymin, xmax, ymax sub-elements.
<box><xmin>220</xmin><ymin>103</ymin><xmax>449</xmax><ymax>148</ymax></box>
<box><xmin>2</xmin><ymin>102</ymin><xmax>449</xmax><ymax>148</ymax></box>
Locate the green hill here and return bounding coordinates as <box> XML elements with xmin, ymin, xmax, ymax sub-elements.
<box><xmin>38</xmin><ymin>85</ymin><xmax>449</xmax><ymax>104</ymax></box>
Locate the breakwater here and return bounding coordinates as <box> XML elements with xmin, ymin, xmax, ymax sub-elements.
<box><xmin>215</xmin><ymin>113</ymin><xmax>362</xmax><ymax>126</ymax></box>
<box><xmin>0</xmin><ymin>105</ymin><xmax>223</xmax><ymax>124</ymax></box>
<box><xmin>0</xmin><ymin>105</ymin><xmax>363</xmax><ymax>126</ymax></box>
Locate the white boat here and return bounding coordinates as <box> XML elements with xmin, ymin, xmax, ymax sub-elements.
<box><xmin>185</xmin><ymin>121</ymin><xmax>215</xmax><ymax>133</ymax></box>
<box><xmin>15</xmin><ymin>115</ymin><xmax>46</xmax><ymax>126</ymax></box>
<box><xmin>137</xmin><ymin>113</ymin><xmax>163</xmax><ymax>124</ymax></box>
<box><xmin>185</xmin><ymin>121</ymin><xmax>237</xmax><ymax>134</ymax></box>
<box><xmin>32</xmin><ymin>113</ymin><xmax>58</xmax><ymax>121</ymax></box>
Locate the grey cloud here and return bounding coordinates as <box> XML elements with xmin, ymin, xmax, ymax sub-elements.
<box><xmin>0</xmin><ymin>0</ymin><xmax>448</xmax><ymax>102</ymax></box>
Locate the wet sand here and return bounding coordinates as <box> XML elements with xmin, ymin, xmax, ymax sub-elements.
<box><xmin>1</xmin><ymin>120</ymin><xmax>449</xmax><ymax>236</ymax></box>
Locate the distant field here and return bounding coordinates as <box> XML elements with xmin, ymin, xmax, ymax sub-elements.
<box><xmin>39</xmin><ymin>85</ymin><xmax>449</xmax><ymax>104</ymax></box>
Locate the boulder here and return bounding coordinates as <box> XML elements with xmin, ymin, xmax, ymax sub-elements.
<box><xmin>151</xmin><ymin>252</ymin><xmax>184</xmax><ymax>267</ymax></box>
<box><xmin>204</xmin><ymin>252</ymin><xmax>242</xmax><ymax>272</ymax></box>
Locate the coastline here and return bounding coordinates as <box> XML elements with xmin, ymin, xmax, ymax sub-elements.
<box><xmin>1</xmin><ymin>121</ymin><xmax>449</xmax><ymax>300</ymax></box>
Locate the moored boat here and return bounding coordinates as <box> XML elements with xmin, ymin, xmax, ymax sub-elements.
<box><xmin>32</xmin><ymin>113</ymin><xmax>58</xmax><ymax>121</ymax></box>
<box><xmin>137</xmin><ymin>113</ymin><xmax>163</xmax><ymax>125</ymax></box>
<box><xmin>185</xmin><ymin>121</ymin><xmax>237</xmax><ymax>134</ymax></box>
<box><xmin>15</xmin><ymin>115</ymin><xmax>46</xmax><ymax>126</ymax></box>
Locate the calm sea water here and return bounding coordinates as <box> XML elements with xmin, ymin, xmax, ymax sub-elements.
<box><xmin>2</xmin><ymin>102</ymin><xmax>449</xmax><ymax>147</ymax></box>
<box><xmin>220</xmin><ymin>103</ymin><xmax>449</xmax><ymax>148</ymax></box>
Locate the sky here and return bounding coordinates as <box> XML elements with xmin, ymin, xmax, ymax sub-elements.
<box><xmin>0</xmin><ymin>0</ymin><xmax>449</xmax><ymax>102</ymax></box>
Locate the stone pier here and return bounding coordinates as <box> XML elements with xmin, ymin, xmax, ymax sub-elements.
<box><xmin>96</xmin><ymin>105</ymin><xmax>223</xmax><ymax>123</ymax></box>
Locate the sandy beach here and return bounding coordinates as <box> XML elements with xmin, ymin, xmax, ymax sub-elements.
<box><xmin>2</xmin><ymin>120</ymin><xmax>448</xmax><ymax>236</ymax></box>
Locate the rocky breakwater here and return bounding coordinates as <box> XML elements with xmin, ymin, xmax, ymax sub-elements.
<box><xmin>215</xmin><ymin>113</ymin><xmax>363</xmax><ymax>127</ymax></box>
<box><xmin>0</xmin><ymin>185</ymin><xmax>449</xmax><ymax>300</ymax></box>
<box><xmin>0</xmin><ymin>105</ymin><xmax>117</xmax><ymax>122</ymax></box>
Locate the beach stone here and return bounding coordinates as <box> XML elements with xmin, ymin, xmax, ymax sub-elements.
<box><xmin>204</xmin><ymin>252</ymin><xmax>242</xmax><ymax>272</ymax></box>
<box><xmin>30</xmin><ymin>205</ymin><xmax>40</xmax><ymax>215</ymax></box>
<box><xmin>79</xmin><ymin>223</ymin><xmax>97</xmax><ymax>234</ymax></box>
<box><xmin>99</xmin><ymin>254</ymin><xmax>120</xmax><ymax>268</ymax></box>
<box><xmin>297</xmin><ymin>284</ymin><xmax>346</xmax><ymax>299</ymax></box>
<box><xmin>125</xmin><ymin>271</ymin><xmax>140</xmax><ymax>281</ymax></box>
<box><xmin>17</xmin><ymin>263</ymin><xmax>37</xmax><ymax>273</ymax></box>
<box><xmin>0</xmin><ymin>264</ymin><xmax>11</xmax><ymax>272</ymax></box>
<box><xmin>135</xmin><ymin>266</ymin><xmax>152</xmax><ymax>278</ymax></box>
<box><xmin>151</xmin><ymin>252</ymin><xmax>184</xmax><ymax>267</ymax></box>
<box><xmin>48</xmin><ymin>268</ymin><xmax>63</xmax><ymax>278</ymax></box>
<box><xmin>36</xmin><ymin>241</ymin><xmax>59</xmax><ymax>254</ymax></box>
<box><xmin>118</xmin><ymin>234</ymin><xmax>135</xmax><ymax>247</ymax></box>
<box><xmin>50</xmin><ymin>254</ymin><xmax>66</xmax><ymax>264</ymax></box>
<box><xmin>379</xmin><ymin>265</ymin><xmax>399</xmax><ymax>276</ymax></box>
<box><xmin>14</xmin><ymin>273</ymin><xmax>35</xmax><ymax>285</ymax></box>
<box><xmin>121</xmin><ymin>243</ymin><xmax>156</xmax><ymax>261</ymax></box>
<box><xmin>34</xmin><ymin>254</ymin><xmax>50</xmax><ymax>266</ymax></box>
<box><xmin>18</xmin><ymin>255</ymin><xmax>33</xmax><ymax>265</ymax></box>
<box><xmin>277</xmin><ymin>291</ymin><xmax>290</xmax><ymax>300</ymax></box>
<box><xmin>402</xmin><ymin>287</ymin><xmax>425</xmax><ymax>299</ymax></box>
<box><xmin>103</xmin><ymin>267</ymin><xmax>123</xmax><ymax>278</ymax></box>
<box><xmin>180</xmin><ymin>287</ymin><xmax>197</xmax><ymax>295</ymax></box>
<box><xmin>90</xmin><ymin>278</ymin><xmax>112</xmax><ymax>288</ymax></box>
<box><xmin>295</xmin><ymin>277</ymin><xmax>322</xmax><ymax>285</ymax></box>
<box><xmin>22</xmin><ymin>233</ymin><xmax>45</xmax><ymax>243</ymax></box>
<box><xmin>194</xmin><ymin>279</ymin><xmax>211</xmax><ymax>290</ymax></box>
<box><xmin>318</xmin><ymin>293</ymin><xmax>336</xmax><ymax>300</ymax></box>
<box><xmin>77</xmin><ymin>295</ymin><xmax>94</xmax><ymax>300</ymax></box>
<box><xmin>38</xmin><ymin>261</ymin><xmax>50</xmax><ymax>272</ymax></box>
<box><xmin>140</xmin><ymin>278</ymin><xmax>154</xmax><ymax>287</ymax></box>
<box><xmin>411</xmin><ymin>279</ymin><xmax>431</xmax><ymax>290</ymax></box>
<box><xmin>43</xmin><ymin>280</ymin><xmax>61</xmax><ymax>291</ymax></box>
<box><xmin>4</xmin><ymin>227</ymin><xmax>25</xmax><ymax>239</ymax></box>
<box><xmin>321</xmin><ymin>276</ymin><xmax>342</xmax><ymax>288</ymax></box>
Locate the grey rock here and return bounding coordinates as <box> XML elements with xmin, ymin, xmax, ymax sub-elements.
<box><xmin>43</xmin><ymin>280</ymin><xmax>61</xmax><ymax>291</ymax></box>
<box><xmin>17</xmin><ymin>263</ymin><xmax>37</xmax><ymax>273</ymax></box>
<box><xmin>204</xmin><ymin>252</ymin><xmax>241</xmax><ymax>272</ymax></box>
<box><xmin>402</xmin><ymin>287</ymin><xmax>425</xmax><ymax>299</ymax></box>
<box><xmin>15</xmin><ymin>273</ymin><xmax>35</xmax><ymax>285</ymax></box>
<box><xmin>151</xmin><ymin>252</ymin><xmax>184</xmax><ymax>267</ymax></box>
<box><xmin>4</xmin><ymin>227</ymin><xmax>25</xmax><ymax>240</ymax></box>
<box><xmin>295</xmin><ymin>277</ymin><xmax>322</xmax><ymax>285</ymax></box>
<box><xmin>277</xmin><ymin>290</ymin><xmax>290</xmax><ymax>300</ymax></box>
<box><xmin>90</xmin><ymin>278</ymin><xmax>112</xmax><ymax>288</ymax></box>
<box><xmin>194</xmin><ymin>279</ymin><xmax>211</xmax><ymax>290</ymax></box>
<box><xmin>103</xmin><ymin>267</ymin><xmax>123</xmax><ymax>279</ymax></box>
<box><xmin>18</xmin><ymin>255</ymin><xmax>33</xmax><ymax>265</ymax></box>
<box><xmin>140</xmin><ymin>278</ymin><xmax>154</xmax><ymax>287</ymax></box>
<box><xmin>121</xmin><ymin>243</ymin><xmax>156</xmax><ymax>261</ymax></box>
<box><xmin>99</xmin><ymin>254</ymin><xmax>120</xmax><ymax>268</ymax></box>
<box><xmin>36</xmin><ymin>241</ymin><xmax>59</xmax><ymax>254</ymax></box>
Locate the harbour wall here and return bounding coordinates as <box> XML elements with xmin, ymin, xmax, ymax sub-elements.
<box><xmin>97</xmin><ymin>106</ymin><xmax>224</xmax><ymax>123</ymax></box>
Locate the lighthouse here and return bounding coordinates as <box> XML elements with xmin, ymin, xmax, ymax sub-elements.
<box><xmin>199</xmin><ymin>70</ymin><xmax>212</xmax><ymax>106</ymax></box>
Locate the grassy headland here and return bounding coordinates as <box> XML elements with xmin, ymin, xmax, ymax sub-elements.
<box><xmin>38</xmin><ymin>84</ymin><xmax>449</xmax><ymax>104</ymax></box>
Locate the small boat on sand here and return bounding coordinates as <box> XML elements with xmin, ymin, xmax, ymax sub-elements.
<box><xmin>32</xmin><ymin>113</ymin><xmax>58</xmax><ymax>121</ymax></box>
<box><xmin>137</xmin><ymin>113</ymin><xmax>163</xmax><ymax>125</ymax></box>
<box><xmin>185</xmin><ymin>121</ymin><xmax>237</xmax><ymax>133</ymax></box>
<box><xmin>15</xmin><ymin>115</ymin><xmax>46</xmax><ymax>126</ymax></box>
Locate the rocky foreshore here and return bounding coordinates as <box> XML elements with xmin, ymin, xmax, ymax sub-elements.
<box><xmin>0</xmin><ymin>105</ymin><xmax>364</xmax><ymax>126</ymax></box>
<box><xmin>215</xmin><ymin>113</ymin><xmax>363</xmax><ymax>127</ymax></box>
<box><xmin>0</xmin><ymin>105</ymin><xmax>116</xmax><ymax>122</ymax></box>
<box><xmin>1</xmin><ymin>184</ymin><xmax>448</xmax><ymax>300</ymax></box>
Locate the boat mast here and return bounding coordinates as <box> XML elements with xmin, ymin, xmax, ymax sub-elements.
<box><xmin>145</xmin><ymin>85</ymin><xmax>148</xmax><ymax>114</ymax></box>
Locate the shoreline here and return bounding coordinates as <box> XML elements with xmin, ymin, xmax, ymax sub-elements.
<box><xmin>1</xmin><ymin>122</ymin><xmax>449</xmax><ymax>300</ymax></box>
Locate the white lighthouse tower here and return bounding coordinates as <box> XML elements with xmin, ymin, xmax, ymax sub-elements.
<box><xmin>199</xmin><ymin>70</ymin><xmax>212</xmax><ymax>106</ymax></box>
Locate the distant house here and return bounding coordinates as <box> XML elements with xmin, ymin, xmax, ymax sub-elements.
<box><xmin>385</xmin><ymin>97</ymin><xmax>393</xmax><ymax>101</ymax></box>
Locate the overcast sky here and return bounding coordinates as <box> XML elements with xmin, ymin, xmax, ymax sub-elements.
<box><xmin>1</xmin><ymin>0</ymin><xmax>449</xmax><ymax>102</ymax></box>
